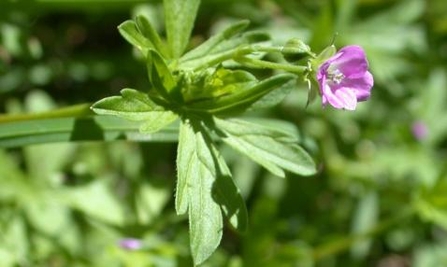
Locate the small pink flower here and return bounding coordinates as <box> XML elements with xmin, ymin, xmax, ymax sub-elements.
<box><xmin>317</xmin><ymin>45</ymin><xmax>373</xmax><ymax>110</ymax></box>
<box><xmin>118</xmin><ymin>238</ymin><xmax>143</xmax><ymax>250</ymax></box>
<box><xmin>411</xmin><ymin>121</ymin><xmax>428</xmax><ymax>141</ymax></box>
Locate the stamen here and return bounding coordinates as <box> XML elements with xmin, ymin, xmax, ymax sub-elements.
<box><xmin>327</xmin><ymin>68</ymin><xmax>345</xmax><ymax>84</ymax></box>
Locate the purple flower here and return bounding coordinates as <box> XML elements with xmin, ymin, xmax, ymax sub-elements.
<box><xmin>411</xmin><ymin>121</ymin><xmax>428</xmax><ymax>141</ymax></box>
<box><xmin>118</xmin><ymin>238</ymin><xmax>143</xmax><ymax>250</ymax></box>
<box><xmin>317</xmin><ymin>45</ymin><xmax>373</xmax><ymax>110</ymax></box>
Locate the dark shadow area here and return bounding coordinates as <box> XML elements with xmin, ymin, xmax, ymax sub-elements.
<box><xmin>70</xmin><ymin>117</ymin><xmax>104</xmax><ymax>141</ymax></box>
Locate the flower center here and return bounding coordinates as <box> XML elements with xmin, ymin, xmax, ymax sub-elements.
<box><xmin>327</xmin><ymin>68</ymin><xmax>345</xmax><ymax>85</ymax></box>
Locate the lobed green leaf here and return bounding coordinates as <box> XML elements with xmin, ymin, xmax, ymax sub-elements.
<box><xmin>117</xmin><ymin>20</ymin><xmax>153</xmax><ymax>53</ymax></box>
<box><xmin>135</xmin><ymin>15</ymin><xmax>170</xmax><ymax>58</ymax></box>
<box><xmin>91</xmin><ymin>88</ymin><xmax>178</xmax><ymax>133</ymax></box>
<box><xmin>164</xmin><ymin>0</ymin><xmax>201</xmax><ymax>59</ymax></box>
<box><xmin>176</xmin><ymin>119</ymin><xmax>223</xmax><ymax>265</ymax></box>
<box><xmin>214</xmin><ymin>117</ymin><xmax>317</xmax><ymax>177</ymax></box>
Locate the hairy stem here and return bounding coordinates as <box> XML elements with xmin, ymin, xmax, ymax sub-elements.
<box><xmin>234</xmin><ymin>55</ymin><xmax>307</xmax><ymax>74</ymax></box>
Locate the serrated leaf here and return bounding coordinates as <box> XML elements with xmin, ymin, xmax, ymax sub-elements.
<box><xmin>91</xmin><ymin>88</ymin><xmax>178</xmax><ymax>133</ymax></box>
<box><xmin>181</xmin><ymin>20</ymin><xmax>250</xmax><ymax>62</ymax></box>
<box><xmin>135</xmin><ymin>15</ymin><xmax>170</xmax><ymax>58</ymax></box>
<box><xmin>176</xmin><ymin>119</ymin><xmax>223</xmax><ymax>265</ymax></box>
<box><xmin>186</xmin><ymin>74</ymin><xmax>295</xmax><ymax>115</ymax></box>
<box><xmin>164</xmin><ymin>0</ymin><xmax>200</xmax><ymax>58</ymax></box>
<box><xmin>91</xmin><ymin>88</ymin><xmax>159</xmax><ymax>118</ymax></box>
<box><xmin>118</xmin><ymin>20</ymin><xmax>153</xmax><ymax>53</ymax></box>
<box><xmin>214</xmin><ymin>117</ymin><xmax>316</xmax><ymax>177</ymax></box>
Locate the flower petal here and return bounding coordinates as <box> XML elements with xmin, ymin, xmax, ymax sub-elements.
<box><xmin>322</xmin><ymin>83</ymin><xmax>358</xmax><ymax>110</ymax></box>
<box><xmin>332</xmin><ymin>45</ymin><xmax>369</xmax><ymax>78</ymax></box>
<box><xmin>341</xmin><ymin>71</ymin><xmax>374</xmax><ymax>101</ymax></box>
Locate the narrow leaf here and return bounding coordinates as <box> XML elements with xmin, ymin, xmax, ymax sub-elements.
<box><xmin>176</xmin><ymin>119</ymin><xmax>223</xmax><ymax>265</ymax></box>
<box><xmin>175</xmin><ymin>120</ymin><xmax>193</xmax><ymax>214</ymax></box>
<box><xmin>0</xmin><ymin>116</ymin><xmax>179</xmax><ymax>148</ymax></box>
<box><xmin>179</xmin><ymin>31</ymin><xmax>270</xmax><ymax>70</ymax></box>
<box><xmin>147</xmin><ymin>49</ymin><xmax>179</xmax><ymax>100</ymax></box>
<box><xmin>181</xmin><ymin>20</ymin><xmax>250</xmax><ymax>62</ymax></box>
<box><xmin>91</xmin><ymin>88</ymin><xmax>160</xmax><ymax>120</ymax></box>
<box><xmin>214</xmin><ymin>117</ymin><xmax>316</xmax><ymax>177</ymax></box>
<box><xmin>135</xmin><ymin>15</ymin><xmax>170</xmax><ymax>58</ymax></box>
<box><xmin>164</xmin><ymin>0</ymin><xmax>201</xmax><ymax>58</ymax></box>
<box><xmin>249</xmin><ymin>79</ymin><xmax>294</xmax><ymax>110</ymax></box>
<box><xmin>118</xmin><ymin>20</ymin><xmax>153</xmax><ymax>53</ymax></box>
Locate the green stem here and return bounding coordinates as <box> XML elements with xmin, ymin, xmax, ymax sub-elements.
<box><xmin>0</xmin><ymin>103</ymin><xmax>93</xmax><ymax>123</ymax></box>
<box><xmin>185</xmin><ymin>49</ymin><xmax>237</xmax><ymax>71</ymax></box>
<box><xmin>312</xmin><ymin>207</ymin><xmax>415</xmax><ymax>261</ymax></box>
<box><xmin>180</xmin><ymin>45</ymin><xmax>309</xmax><ymax>74</ymax></box>
<box><xmin>235</xmin><ymin>55</ymin><xmax>307</xmax><ymax>74</ymax></box>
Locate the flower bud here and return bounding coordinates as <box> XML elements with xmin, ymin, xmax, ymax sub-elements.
<box><xmin>281</xmin><ymin>38</ymin><xmax>312</xmax><ymax>62</ymax></box>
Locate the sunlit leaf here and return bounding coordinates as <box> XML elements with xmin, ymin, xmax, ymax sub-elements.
<box><xmin>176</xmin><ymin>119</ymin><xmax>223</xmax><ymax>265</ymax></box>
<box><xmin>186</xmin><ymin>74</ymin><xmax>295</xmax><ymax>115</ymax></box>
<box><xmin>164</xmin><ymin>0</ymin><xmax>201</xmax><ymax>58</ymax></box>
<box><xmin>118</xmin><ymin>20</ymin><xmax>153</xmax><ymax>53</ymax></box>
<box><xmin>135</xmin><ymin>15</ymin><xmax>170</xmax><ymax>58</ymax></box>
<box><xmin>91</xmin><ymin>88</ymin><xmax>178</xmax><ymax>133</ymax></box>
<box><xmin>214</xmin><ymin>117</ymin><xmax>316</xmax><ymax>177</ymax></box>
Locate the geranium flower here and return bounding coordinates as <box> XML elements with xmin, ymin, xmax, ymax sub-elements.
<box><xmin>411</xmin><ymin>121</ymin><xmax>428</xmax><ymax>141</ymax></box>
<box><xmin>316</xmin><ymin>45</ymin><xmax>373</xmax><ymax>110</ymax></box>
<box><xmin>118</xmin><ymin>238</ymin><xmax>143</xmax><ymax>250</ymax></box>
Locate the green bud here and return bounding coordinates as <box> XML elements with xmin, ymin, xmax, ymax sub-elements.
<box><xmin>281</xmin><ymin>38</ymin><xmax>313</xmax><ymax>62</ymax></box>
<box><xmin>181</xmin><ymin>67</ymin><xmax>257</xmax><ymax>104</ymax></box>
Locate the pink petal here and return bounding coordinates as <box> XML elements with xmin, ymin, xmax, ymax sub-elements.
<box><xmin>332</xmin><ymin>45</ymin><xmax>369</xmax><ymax>78</ymax></box>
<box><xmin>341</xmin><ymin>71</ymin><xmax>374</xmax><ymax>101</ymax></box>
<box><xmin>322</xmin><ymin>83</ymin><xmax>358</xmax><ymax>110</ymax></box>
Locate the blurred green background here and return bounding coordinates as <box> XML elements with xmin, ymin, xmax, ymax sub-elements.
<box><xmin>1</xmin><ymin>0</ymin><xmax>447</xmax><ymax>266</ymax></box>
